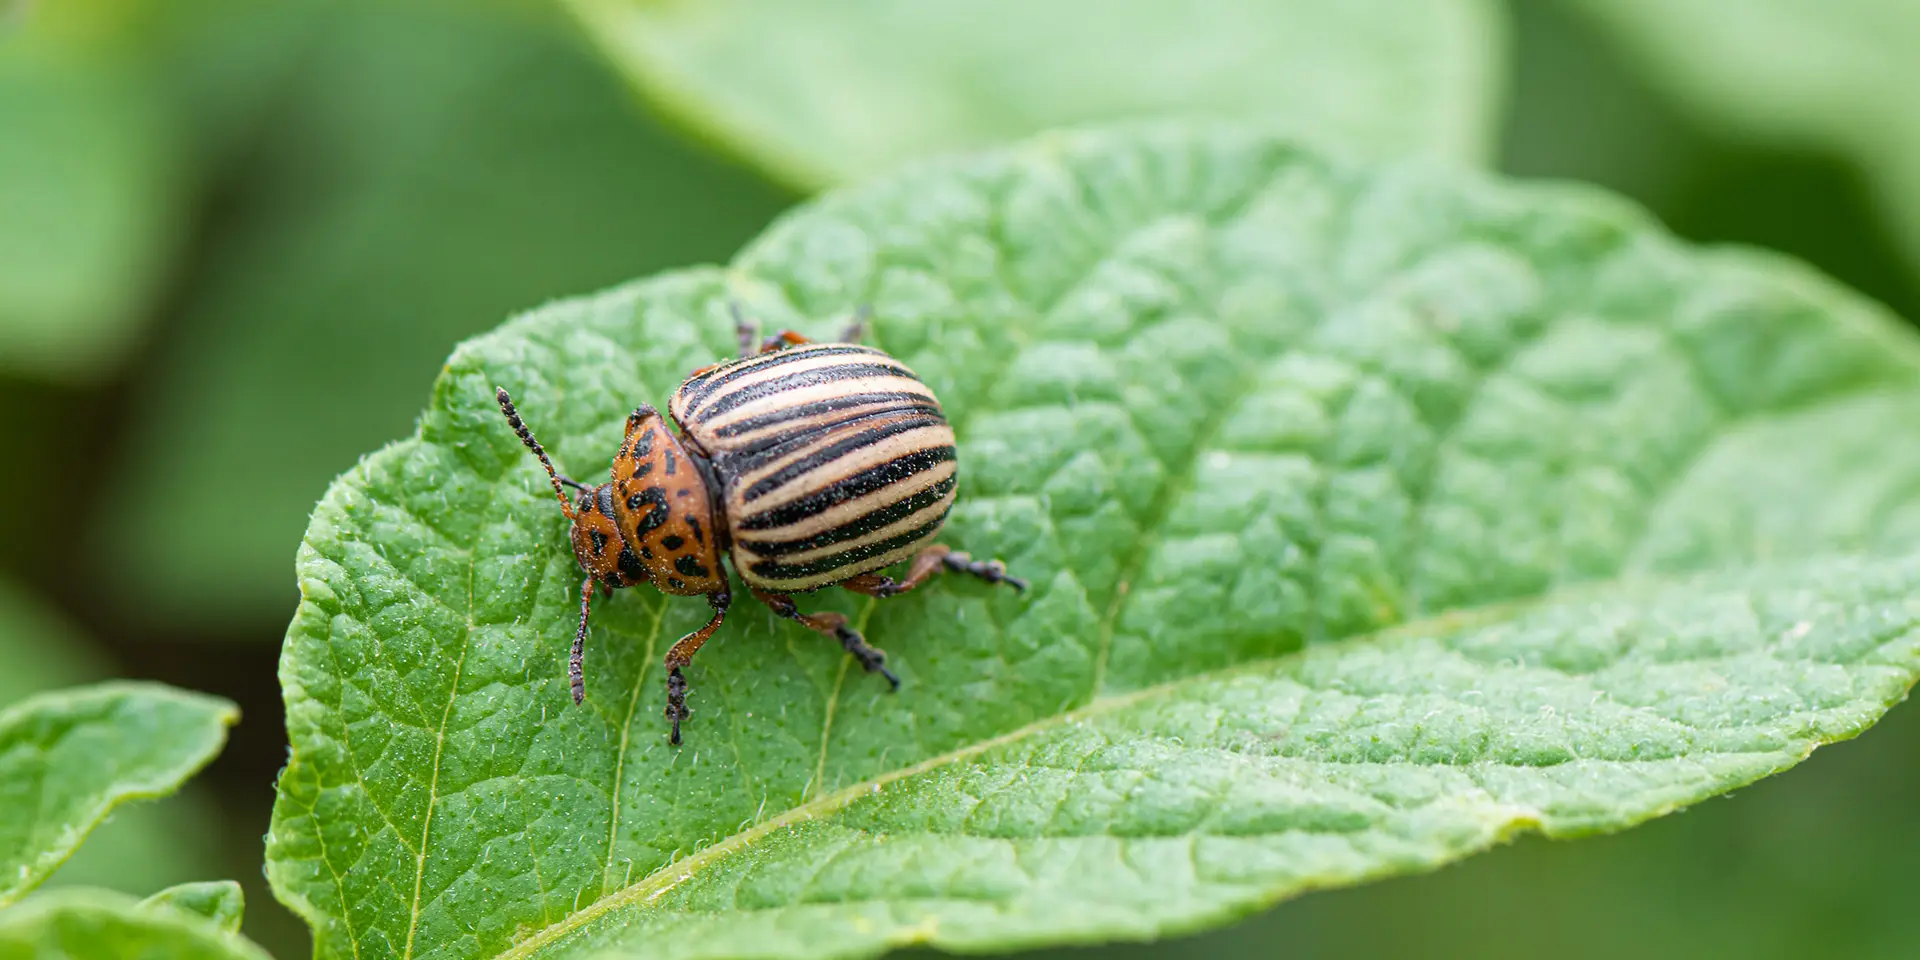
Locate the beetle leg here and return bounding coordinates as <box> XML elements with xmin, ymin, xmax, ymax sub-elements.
<box><xmin>726</xmin><ymin>301</ymin><xmax>811</xmax><ymax>356</ymax></box>
<box><xmin>662</xmin><ymin>590</ymin><xmax>731</xmax><ymax>746</ymax></box>
<box><xmin>837</xmin><ymin>305</ymin><xmax>872</xmax><ymax>344</ymax></box>
<box><xmin>570</xmin><ymin>577</ymin><xmax>595</xmax><ymax>705</ymax></box>
<box><xmin>841</xmin><ymin>544</ymin><xmax>1029</xmax><ymax>599</ymax></box>
<box><xmin>757</xmin><ymin>330</ymin><xmax>813</xmax><ymax>354</ymax></box>
<box><xmin>753</xmin><ymin>589</ymin><xmax>899</xmax><ymax>689</ymax></box>
<box><xmin>729</xmin><ymin>300</ymin><xmax>759</xmax><ymax>357</ymax></box>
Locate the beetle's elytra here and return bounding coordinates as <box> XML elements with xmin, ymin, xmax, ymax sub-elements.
<box><xmin>496</xmin><ymin>314</ymin><xmax>1026</xmax><ymax>744</ymax></box>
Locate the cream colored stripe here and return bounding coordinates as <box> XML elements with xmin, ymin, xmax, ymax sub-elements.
<box><xmin>729</xmin><ymin>411</ymin><xmax>936</xmax><ymax>491</ymax></box>
<box><xmin>691</xmin><ymin>376</ymin><xmax>935</xmax><ymax>445</ymax></box>
<box><xmin>758</xmin><ymin>487</ymin><xmax>958</xmax><ymax>566</ymax></box>
<box><xmin>732</xmin><ymin>460</ymin><xmax>956</xmax><ymax>541</ymax></box>
<box><xmin>735</xmin><ymin>524</ymin><xmax>944</xmax><ymax>592</ymax></box>
<box><xmin>698</xmin><ymin>391</ymin><xmax>940</xmax><ymax>452</ymax></box>
<box><xmin>684</xmin><ymin>352</ymin><xmax>910</xmax><ymax>419</ymax></box>
<box><xmin>731</xmin><ymin>425</ymin><xmax>953</xmax><ymax>514</ymax></box>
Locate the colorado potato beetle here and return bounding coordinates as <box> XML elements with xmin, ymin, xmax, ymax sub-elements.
<box><xmin>496</xmin><ymin>313</ymin><xmax>1026</xmax><ymax>744</ymax></box>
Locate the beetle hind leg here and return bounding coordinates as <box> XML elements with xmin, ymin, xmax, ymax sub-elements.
<box><xmin>841</xmin><ymin>544</ymin><xmax>1029</xmax><ymax>599</ymax></box>
<box><xmin>753</xmin><ymin>589</ymin><xmax>899</xmax><ymax>689</ymax></box>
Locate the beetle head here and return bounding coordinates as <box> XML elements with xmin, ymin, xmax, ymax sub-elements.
<box><xmin>495</xmin><ymin>387</ymin><xmax>643</xmax><ymax>589</ymax></box>
<box><xmin>568</xmin><ymin>484</ymin><xmax>642</xmax><ymax>586</ymax></box>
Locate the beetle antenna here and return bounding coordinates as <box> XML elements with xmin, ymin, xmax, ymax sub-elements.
<box><xmin>495</xmin><ymin>386</ymin><xmax>577</xmax><ymax>520</ymax></box>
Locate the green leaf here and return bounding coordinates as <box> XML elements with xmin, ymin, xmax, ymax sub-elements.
<box><xmin>0</xmin><ymin>581</ymin><xmax>225</xmax><ymax>899</ymax></box>
<box><xmin>564</xmin><ymin>0</ymin><xmax>1505</xmax><ymax>188</ymax></box>
<box><xmin>0</xmin><ymin>3</ymin><xmax>187</xmax><ymax>381</ymax></box>
<box><xmin>0</xmin><ymin>889</ymin><xmax>271</xmax><ymax>960</ymax></box>
<box><xmin>1555</xmin><ymin>0</ymin><xmax>1920</xmax><ymax>276</ymax></box>
<box><xmin>109</xmin><ymin>0</ymin><xmax>791</xmax><ymax>628</ymax></box>
<box><xmin>140</xmin><ymin>881</ymin><xmax>245</xmax><ymax>934</ymax></box>
<box><xmin>266</xmin><ymin>124</ymin><xmax>1920</xmax><ymax>960</ymax></box>
<box><xmin>0</xmin><ymin>683</ymin><xmax>237</xmax><ymax>907</ymax></box>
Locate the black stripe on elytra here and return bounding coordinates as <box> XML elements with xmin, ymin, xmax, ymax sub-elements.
<box><xmin>740</xmin><ymin>414</ymin><xmax>948</xmax><ymax>503</ymax></box>
<box><xmin>738</xmin><ymin>446</ymin><xmax>955</xmax><ymax>531</ymax></box>
<box><xmin>714</xmin><ymin>392</ymin><xmax>940</xmax><ymax>439</ymax></box>
<box><xmin>678</xmin><ymin>345</ymin><xmax>878</xmax><ymax>408</ymax></box>
<box><xmin>625</xmin><ymin>486</ymin><xmax>670</xmax><ymax>537</ymax></box>
<box><xmin>695</xmin><ymin>362</ymin><xmax>920</xmax><ymax>421</ymax></box>
<box><xmin>720</xmin><ymin>402</ymin><xmax>946</xmax><ymax>465</ymax></box>
<box><xmin>737</xmin><ymin>473</ymin><xmax>957</xmax><ymax>557</ymax></box>
<box><xmin>747</xmin><ymin>511</ymin><xmax>949</xmax><ymax>582</ymax></box>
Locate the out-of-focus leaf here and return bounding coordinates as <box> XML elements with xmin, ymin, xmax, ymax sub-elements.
<box><xmin>111</xmin><ymin>0</ymin><xmax>791</xmax><ymax>628</ymax></box>
<box><xmin>1499</xmin><ymin>1</ymin><xmax>1920</xmax><ymax>329</ymax></box>
<box><xmin>0</xmin><ymin>6</ymin><xmax>185</xmax><ymax>381</ymax></box>
<box><xmin>565</xmin><ymin>0</ymin><xmax>1506</xmax><ymax>187</ymax></box>
<box><xmin>1155</xmin><ymin>697</ymin><xmax>1920</xmax><ymax>960</ymax></box>
<box><xmin>0</xmin><ymin>580</ymin><xmax>223</xmax><ymax>898</ymax></box>
<box><xmin>0</xmin><ymin>682</ymin><xmax>236</xmax><ymax>906</ymax></box>
<box><xmin>266</xmin><ymin>123</ymin><xmax>1920</xmax><ymax>960</ymax></box>
<box><xmin>0</xmin><ymin>888</ymin><xmax>271</xmax><ymax>960</ymax></box>
<box><xmin>141</xmin><ymin>880</ymin><xmax>245</xmax><ymax>934</ymax></box>
<box><xmin>1557</xmin><ymin>0</ymin><xmax>1920</xmax><ymax>276</ymax></box>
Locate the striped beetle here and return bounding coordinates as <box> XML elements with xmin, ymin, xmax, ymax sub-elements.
<box><xmin>496</xmin><ymin>313</ymin><xmax>1026</xmax><ymax>744</ymax></box>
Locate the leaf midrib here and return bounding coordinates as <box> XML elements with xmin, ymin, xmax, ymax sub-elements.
<box><xmin>492</xmin><ymin>593</ymin><xmax>1542</xmax><ymax>959</ymax></box>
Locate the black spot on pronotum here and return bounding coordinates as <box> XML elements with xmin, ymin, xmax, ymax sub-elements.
<box><xmin>667</xmin><ymin>577</ymin><xmax>687</xmax><ymax>591</ymax></box>
<box><xmin>631</xmin><ymin>427</ymin><xmax>654</xmax><ymax>459</ymax></box>
<box><xmin>686</xmin><ymin>515</ymin><xmax>705</xmax><ymax>543</ymax></box>
<box><xmin>675</xmin><ymin>555</ymin><xmax>711</xmax><ymax>578</ymax></box>
<box><xmin>662</xmin><ymin>535</ymin><xmax>685</xmax><ymax>550</ymax></box>
<box><xmin>588</xmin><ymin>530</ymin><xmax>609</xmax><ymax>555</ymax></box>
<box><xmin>665</xmin><ymin>449</ymin><xmax>678</xmax><ymax>476</ymax></box>
<box><xmin>630</xmin><ymin>486</ymin><xmax>671</xmax><ymax>536</ymax></box>
<box><xmin>633</xmin><ymin>461</ymin><xmax>653</xmax><ymax>478</ymax></box>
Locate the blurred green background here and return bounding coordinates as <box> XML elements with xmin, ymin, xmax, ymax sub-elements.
<box><xmin>1</xmin><ymin>1</ymin><xmax>1915</xmax><ymax>957</ymax></box>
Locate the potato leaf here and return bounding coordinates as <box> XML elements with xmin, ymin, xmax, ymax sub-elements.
<box><xmin>565</xmin><ymin>0</ymin><xmax>1505</xmax><ymax>186</ymax></box>
<box><xmin>0</xmin><ymin>683</ymin><xmax>236</xmax><ymax>907</ymax></box>
<box><xmin>267</xmin><ymin>124</ymin><xmax>1920</xmax><ymax>960</ymax></box>
<box><xmin>0</xmin><ymin>889</ymin><xmax>270</xmax><ymax>960</ymax></box>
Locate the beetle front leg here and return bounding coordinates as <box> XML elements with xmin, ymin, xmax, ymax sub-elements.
<box><xmin>752</xmin><ymin>589</ymin><xmax>899</xmax><ymax>689</ymax></box>
<box><xmin>840</xmin><ymin>544</ymin><xmax>1029</xmax><ymax>599</ymax></box>
<box><xmin>569</xmin><ymin>577</ymin><xmax>595</xmax><ymax>705</ymax></box>
<box><xmin>662</xmin><ymin>590</ymin><xmax>731</xmax><ymax>745</ymax></box>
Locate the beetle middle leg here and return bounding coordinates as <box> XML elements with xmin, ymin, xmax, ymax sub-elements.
<box><xmin>662</xmin><ymin>590</ymin><xmax>731</xmax><ymax>746</ymax></box>
<box><xmin>752</xmin><ymin>589</ymin><xmax>900</xmax><ymax>689</ymax></box>
<box><xmin>841</xmin><ymin>544</ymin><xmax>1029</xmax><ymax>599</ymax></box>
